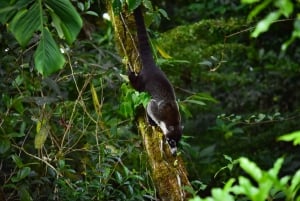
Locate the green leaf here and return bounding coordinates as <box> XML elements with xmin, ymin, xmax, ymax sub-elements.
<box><xmin>184</xmin><ymin>99</ymin><xmax>206</xmax><ymax>106</ymax></box>
<box><xmin>46</xmin><ymin>0</ymin><xmax>82</xmax><ymax>44</ymax></box>
<box><xmin>8</xmin><ymin>2</ymin><xmax>41</xmax><ymax>47</ymax></box>
<box><xmin>278</xmin><ymin>130</ymin><xmax>300</xmax><ymax>145</ymax></box>
<box><xmin>241</xmin><ymin>0</ymin><xmax>260</xmax><ymax>3</ymax></box>
<box><xmin>18</xmin><ymin>167</ymin><xmax>31</xmax><ymax>180</ymax></box>
<box><xmin>290</xmin><ymin>170</ymin><xmax>300</xmax><ymax>193</ymax></box>
<box><xmin>34</xmin><ymin>118</ymin><xmax>49</xmax><ymax>149</ymax></box>
<box><xmin>239</xmin><ymin>157</ymin><xmax>262</xmax><ymax>181</ymax></box>
<box><xmin>112</xmin><ymin>0</ymin><xmax>122</xmax><ymax>14</ymax></box>
<box><xmin>268</xmin><ymin>157</ymin><xmax>284</xmax><ymax>178</ymax></box>
<box><xmin>19</xmin><ymin>186</ymin><xmax>33</xmax><ymax>201</ymax></box>
<box><xmin>12</xmin><ymin>155</ymin><xmax>23</xmax><ymax>168</ymax></box>
<box><xmin>0</xmin><ymin>0</ymin><xmax>33</xmax><ymax>24</ymax></box>
<box><xmin>158</xmin><ymin>9</ymin><xmax>170</xmax><ymax>20</ymax></box>
<box><xmin>34</xmin><ymin>27</ymin><xmax>65</xmax><ymax>76</ymax></box>
<box><xmin>251</xmin><ymin>11</ymin><xmax>281</xmax><ymax>38</ymax></box>
<box><xmin>142</xmin><ymin>0</ymin><xmax>153</xmax><ymax>11</ymax></box>
<box><xmin>282</xmin><ymin>18</ymin><xmax>300</xmax><ymax>51</ymax></box>
<box><xmin>247</xmin><ymin>0</ymin><xmax>272</xmax><ymax>21</ymax></box>
<box><xmin>0</xmin><ymin>138</ymin><xmax>11</xmax><ymax>154</ymax></box>
<box><xmin>275</xmin><ymin>0</ymin><xmax>293</xmax><ymax>17</ymax></box>
<box><xmin>12</xmin><ymin>167</ymin><xmax>31</xmax><ymax>182</ymax></box>
<box><xmin>127</xmin><ymin>0</ymin><xmax>142</xmax><ymax>12</ymax></box>
<box><xmin>120</xmin><ymin>102</ymin><xmax>134</xmax><ymax>118</ymax></box>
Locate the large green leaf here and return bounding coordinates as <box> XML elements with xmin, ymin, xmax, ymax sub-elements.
<box><xmin>8</xmin><ymin>2</ymin><xmax>41</xmax><ymax>47</ymax></box>
<box><xmin>45</xmin><ymin>0</ymin><xmax>82</xmax><ymax>44</ymax></box>
<box><xmin>34</xmin><ymin>28</ymin><xmax>65</xmax><ymax>76</ymax></box>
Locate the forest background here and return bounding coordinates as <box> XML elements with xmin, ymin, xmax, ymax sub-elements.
<box><xmin>1</xmin><ymin>0</ymin><xmax>300</xmax><ymax>200</ymax></box>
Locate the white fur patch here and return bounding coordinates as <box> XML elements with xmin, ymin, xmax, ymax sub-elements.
<box><xmin>159</xmin><ymin>121</ymin><xmax>168</xmax><ymax>135</ymax></box>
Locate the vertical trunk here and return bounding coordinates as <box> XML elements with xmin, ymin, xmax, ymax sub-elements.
<box><xmin>108</xmin><ymin>3</ymin><xmax>192</xmax><ymax>201</ymax></box>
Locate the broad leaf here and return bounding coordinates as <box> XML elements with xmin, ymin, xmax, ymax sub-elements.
<box><xmin>34</xmin><ymin>28</ymin><xmax>65</xmax><ymax>76</ymax></box>
<box><xmin>46</xmin><ymin>0</ymin><xmax>82</xmax><ymax>44</ymax></box>
<box><xmin>127</xmin><ymin>0</ymin><xmax>142</xmax><ymax>11</ymax></box>
<box><xmin>8</xmin><ymin>2</ymin><xmax>41</xmax><ymax>47</ymax></box>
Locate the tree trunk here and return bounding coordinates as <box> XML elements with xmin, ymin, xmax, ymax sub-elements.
<box><xmin>108</xmin><ymin>4</ymin><xmax>192</xmax><ymax>201</ymax></box>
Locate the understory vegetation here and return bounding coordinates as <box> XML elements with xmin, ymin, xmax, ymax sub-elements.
<box><xmin>1</xmin><ymin>0</ymin><xmax>300</xmax><ymax>200</ymax></box>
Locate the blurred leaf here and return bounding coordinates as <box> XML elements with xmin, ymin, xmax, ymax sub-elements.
<box><xmin>282</xmin><ymin>18</ymin><xmax>300</xmax><ymax>51</ymax></box>
<box><xmin>184</xmin><ymin>99</ymin><xmax>206</xmax><ymax>106</ymax></box>
<box><xmin>35</xmin><ymin>117</ymin><xmax>50</xmax><ymax>149</ymax></box>
<box><xmin>251</xmin><ymin>11</ymin><xmax>281</xmax><ymax>37</ymax></box>
<box><xmin>12</xmin><ymin>155</ymin><xmax>23</xmax><ymax>168</ymax></box>
<box><xmin>85</xmin><ymin>10</ymin><xmax>98</xmax><ymax>16</ymax></box>
<box><xmin>0</xmin><ymin>138</ymin><xmax>11</xmax><ymax>154</ymax></box>
<box><xmin>127</xmin><ymin>0</ymin><xmax>141</xmax><ymax>12</ymax></box>
<box><xmin>11</xmin><ymin>96</ymin><xmax>24</xmax><ymax>114</ymax></box>
<box><xmin>241</xmin><ymin>0</ymin><xmax>260</xmax><ymax>4</ymax></box>
<box><xmin>45</xmin><ymin>0</ymin><xmax>82</xmax><ymax>44</ymax></box>
<box><xmin>275</xmin><ymin>0</ymin><xmax>293</xmax><ymax>17</ymax></box>
<box><xmin>278</xmin><ymin>130</ymin><xmax>300</xmax><ymax>145</ymax></box>
<box><xmin>179</xmin><ymin>103</ymin><xmax>192</xmax><ymax>118</ymax></box>
<box><xmin>247</xmin><ymin>0</ymin><xmax>272</xmax><ymax>21</ymax></box>
<box><xmin>158</xmin><ymin>8</ymin><xmax>169</xmax><ymax>20</ymax></box>
<box><xmin>112</xmin><ymin>0</ymin><xmax>122</xmax><ymax>13</ymax></box>
<box><xmin>8</xmin><ymin>2</ymin><xmax>41</xmax><ymax>47</ymax></box>
<box><xmin>58</xmin><ymin>160</ymin><xmax>65</xmax><ymax>169</ymax></box>
<box><xmin>199</xmin><ymin>60</ymin><xmax>213</xmax><ymax>67</ymax></box>
<box><xmin>120</xmin><ymin>101</ymin><xmax>134</xmax><ymax>118</ymax></box>
<box><xmin>268</xmin><ymin>158</ymin><xmax>284</xmax><ymax>178</ymax></box>
<box><xmin>290</xmin><ymin>170</ymin><xmax>300</xmax><ymax>194</ymax></box>
<box><xmin>156</xmin><ymin>45</ymin><xmax>172</xmax><ymax>59</ymax></box>
<box><xmin>12</xmin><ymin>167</ymin><xmax>31</xmax><ymax>182</ymax></box>
<box><xmin>142</xmin><ymin>0</ymin><xmax>153</xmax><ymax>11</ymax></box>
<box><xmin>239</xmin><ymin>157</ymin><xmax>262</xmax><ymax>181</ymax></box>
<box><xmin>19</xmin><ymin>186</ymin><xmax>33</xmax><ymax>201</ymax></box>
<box><xmin>34</xmin><ymin>27</ymin><xmax>65</xmax><ymax>76</ymax></box>
<box><xmin>184</xmin><ymin>93</ymin><xmax>218</xmax><ymax>105</ymax></box>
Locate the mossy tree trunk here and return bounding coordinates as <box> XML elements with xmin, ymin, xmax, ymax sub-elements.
<box><xmin>108</xmin><ymin>4</ymin><xmax>192</xmax><ymax>201</ymax></box>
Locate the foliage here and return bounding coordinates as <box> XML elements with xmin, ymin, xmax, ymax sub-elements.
<box><xmin>0</xmin><ymin>1</ymin><xmax>157</xmax><ymax>200</ymax></box>
<box><xmin>1</xmin><ymin>0</ymin><xmax>300</xmax><ymax>200</ymax></box>
<box><xmin>278</xmin><ymin>130</ymin><xmax>300</xmax><ymax>146</ymax></box>
<box><xmin>241</xmin><ymin>0</ymin><xmax>300</xmax><ymax>50</ymax></box>
<box><xmin>0</xmin><ymin>0</ymin><xmax>82</xmax><ymax>76</ymax></box>
<box><xmin>189</xmin><ymin>157</ymin><xmax>300</xmax><ymax>201</ymax></box>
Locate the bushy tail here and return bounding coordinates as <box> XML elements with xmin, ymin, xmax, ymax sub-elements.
<box><xmin>133</xmin><ymin>6</ymin><xmax>156</xmax><ymax>68</ymax></box>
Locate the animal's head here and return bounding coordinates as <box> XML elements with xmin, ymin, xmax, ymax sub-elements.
<box><xmin>165</xmin><ymin>124</ymin><xmax>183</xmax><ymax>156</ymax></box>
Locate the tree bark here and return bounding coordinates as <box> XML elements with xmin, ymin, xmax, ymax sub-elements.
<box><xmin>108</xmin><ymin>4</ymin><xmax>192</xmax><ymax>201</ymax></box>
